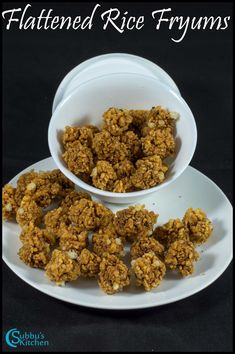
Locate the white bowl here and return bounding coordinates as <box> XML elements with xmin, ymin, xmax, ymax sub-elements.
<box><xmin>52</xmin><ymin>53</ymin><xmax>181</xmax><ymax>113</ymax></box>
<box><xmin>48</xmin><ymin>72</ymin><xmax>197</xmax><ymax>204</ymax></box>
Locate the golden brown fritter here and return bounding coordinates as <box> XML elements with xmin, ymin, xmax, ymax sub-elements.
<box><xmin>19</xmin><ymin>222</ymin><xmax>55</xmax><ymax>245</ymax></box>
<box><xmin>14</xmin><ymin>170</ymin><xmax>74</xmax><ymax>208</ymax></box>
<box><xmin>44</xmin><ymin>207</ymin><xmax>69</xmax><ymax>241</ymax></box>
<box><xmin>60</xmin><ymin>190</ymin><xmax>91</xmax><ymax>212</ymax></box>
<box><xmin>130</xmin><ymin>237</ymin><xmax>165</xmax><ymax>260</ymax></box>
<box><xmin>98</xmin><ymin>255</ymin><xmax>130</xmax><ymax>294</ymax></box>
<box><xmin>45</xmin><ymin>249</ymin><xmax>80</xmax><ymax>285</ymax></box>
<box><xmin>93</xmin><ymin>201</ymin><xmax>114</xmax><ymax>229</ymax></box>
<box><xmin>113</xmin><ymin>159</ymin><xmax>135</xmax><ymax>180</ymax></box>
<box><xmin>183</xmin><ymin>208</ymin><xmax>213</xmax><ymax>245</ymax></box>
<box><xmin>131</xmin><ymin>155</ymin><xmax>168</xmax><ymax>190</ymax></box>
<box><xmin>153</xmin><ymin>218</ymin><xmax>189</xmax><ymax>249</ymax></box>
<box><xmin>69</xmin><ymin>198</ymin><xmax>114</xmax><ymax>231</ymax></box>
<box><xmin>121</xmin><ymin>131</ymin><xmax>141</xmax><ymax>160</ymax></box>
<box><xmin>128</xmin><ymin>109</ymin><xmax>148</xmax><ymax>130</ymax></box>
<box><xmin>62</xmin><ymin>126</ymin><xmax>80</xmax><ymax>148</ymax></box>
<box><xmin>49</xmin><ymin>169</ymin><xmax>75</xmax><ymax>197</ymax></box>
<box><xmin>131</xmin><ymin>252</ymin><xmax>166</xmax><ymax>291</ymax></box>
<box><xmin>62</xmin><ymin>125</ymin><xmax>99</xmax><ymax>149</ymax></box>
<box><xmin>103</xmin><ymin>107</ymin><xmax>133</xmax><ymax>136</ymax></box>
<box><xmin>92</xmin><ymin>227</ymin><xmax>125</xmax><ymax>258</ymax></box>
<box><xmin>29</xmin><ymin>177</ymin><xmax>61</xmax><ymax>208</ymax></box>
<box><xmin>114</xmin><ymin>205</ymin><xmax>158</xmax><ymax>242</ymax></box>
<box><xmin>165</xmin><ymin>239</ymin><xmax>199</xmax><ymax>276</ymax></box>
<box><xmin>94</xmin><ymin>223</ymin><xmax>118</xmax><ymax>240</ymax></box>
<box><xmin>92</xmin><ymin>131</ymin><xmax>128</xmax><ymax>164</ymax></box>
<box><xmin>91</xmin><ymin>161</ymin><xmax>117</xmax><ymax>191</ymax></box>
<box><xmin>77</xmin><ymin>172</ymin><xmax>93</xmax><ymax>185</ymax></box>
<box><xmin>112</xmin><ymin>160</ymin><xmax>135</xmax><ymax>192</ymax></box>
<box><xmin>62</xmin><ymin>141</ymin><xmax>94</xmax><ymax>176</ymax></box>
<box><xmin>18</xmin><ymin>227</ymin><xmax>51</xmax><ymax>269</ymax></box>
<box><xmin>112</xmin><ymin>178</ymin><xmax>134</xmax><ymax>193</ymax></box>
<box><xmin>141</xmin><ymin>128</ymin><xmax>175</xmax><ymax>159</ymax></box>
<box><xmin>141</xmin><ymin>106</ymin><xmax>178</xmax><ymax>136</ymax></box>
<box><xmin>2</xmin><ymin>184</ymin><xmax>18</xmax><ymax>220</ymax></box>
<box><xmin>59</xmin><ymin>224</ymin><xmax>88</xmax><ymax>253</ymax></box>
<box><xmin>14</xmin><ymin>171</ymin><xmax>39</xmax><ymax>206</ymax></box>
<box><xmin>78</xmin><ymin>248</ymin><xmax>101</xmax><ymax>278</ymax></box>
<box><xmin>16</xmin><ymin>195</ymin><xmax>43</xmax><ymax>228</ymax></box>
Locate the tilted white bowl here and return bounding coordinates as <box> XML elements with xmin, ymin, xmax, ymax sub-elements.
<box><xmin>52</xmin><ymin>53</ymin><xmax>181</xmax><ymax>112</ymax></box>
<box><xmin>48</xmin><ymin>72</ymin><xmax>197</xmax><ymax>204</ymax></box>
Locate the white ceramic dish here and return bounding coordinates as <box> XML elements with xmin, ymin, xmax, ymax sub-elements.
<box><xmin>2</xmin><ymin>157</ymin><xmax>233</xmax><ymax>310</ymax></box>
<box><xmin>48</xmin><ymin>72</ymin><xmax>197</xmax><ymax>204</ymax></box>
<box><xmin>52</xmin><ymin>53</ymin><xmax>181</xmax><ymax>113</ymax></box>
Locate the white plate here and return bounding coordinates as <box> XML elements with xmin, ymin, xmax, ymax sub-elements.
<box><xmin>2</xmin><ymin>157</ymin><xmax>233</xmax><ymax>310</ymax></box>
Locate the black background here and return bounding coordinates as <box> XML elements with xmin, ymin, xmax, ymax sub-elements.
<box><xmin>2</xmin><ymin>2</ymin><xmax>233</xmax><ymax>352</ymax></box>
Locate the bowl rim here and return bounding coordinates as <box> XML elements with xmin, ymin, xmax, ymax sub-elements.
<box><xmin>52</xmin><ymin>52</ymin><xmax>181</xmax><ymax>113</ymax></box>
<box><xmin>48</xmin><ymin>71</ymin><xmax>197</xmax><ymax>198</ymax></box>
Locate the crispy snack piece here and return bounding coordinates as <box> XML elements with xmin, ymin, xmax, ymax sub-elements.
<box><xmin>183</xmin><ymin>208</ymin><xmax>213</xmax><ymax>245</ymax></box>
<box><xmin>131</xmin><ymin>252</ymin><xmax>166</xmax><ymax>291</ymax></box>
<box><xmin>44</xmin><ymin>207</ymin><xmax>69</xmax><ymax>241</ymax></box>
<box><xmin>14</xmin><ymin>169</ymin><xmax>74</xmax><ymax>208</ymax></box>
<box><xmin>69</xmin><ymin>198</ymin><xmax>114</xmax><ymax>231</ymax></box>
<box><xmin>112</xmin><ymin>178</ymin><xmax>134</xmax><ymax>193</ymax></box>
<box><xmin>165</xmin><ymin>239</ymin><xmax>199</xmax><ymax>276</ymax></box>
<box><xmin>49</xmin><ymin>169</ymin><xmax>75</xmax><ymax>197</ymax></box>
<box><xmin>121</xmin><ymin>131</ymin><xmax>141</xmax><ymax>160</ymax></box>
<box><xmin>19</xmin><ymin>222</ymin><xmax>55</xmax><ymax>245</ymax></box>
<box><xmin>62</xmin><ymin>126</ymin><xmax>80</xmax><ymax>148</ymax></box>
<box><xmin>60</xmin><ymin>190</ymin><xmax>91</xmax><ymax>212</ymax></box>
<box><xmin>62</xmin><ymin>141</ymin><xmax>94</xmax><ymax>176</ymax></box>
<box><xmin>18</xmin><ymin>226</ymin><xmax>51</xmax><ymax>269</ymax></box>
<box><xmin>142</xmin><ymin>106</ymin><xmax>178</xmax><ymax>136</ymax></box>
<box><xmin>45</xmin><ymin>249</ymin><xmax>80</xmax><ymax>285</ymax></box>
<box><xmin>113</xmin><ymin>159</ymin><xmax>135</xmax><ymax>180</ymax></box>
<box><xmin>78</xmin><ymin>248</ymin><xmax>101</xmax><ymax>278</ymax></box>
<box><xmin>14</xmin><ymin>171</ymin><xmax>39</xmax><ymax>206</ymax></box>
<box><xmin>130</xmin><ymin>237</ymin><xmax>165</xmax><ymax>260</ymax></box>
<box><xmin>77</xmin><ymin>172</ymin><xmax>93</xmax><ymax>185</ymax></box>
<box><xmin>92</xmin><ymin>227</ymin><xmax>125</xmax><ymax>258</ymax></box>
<box><xmin>112</xmin><ymin>160</ymin><xmax>135</xmax><ymax>192</ymax></box>
<box><xmin>59</xmin><ymin>224</ymin><xmax>88</xmax><ymax>253</ymax></box>
<box><xmin>141</xmin><ymin>128</ymin><xmax>175</xmax><ymax>159</ymax></box>
<box><xmin>153</xmin><ymin>218</ymin><xmax>189</xmax><ymax>249</ymax></box>
<box><xmin>103</xmin><ymin>107</ymin><xmax>133</xmax><ymax>136</ymax></box>
<box><xmin>92</xmin><ymin>201</ymin><xmax>115</xmax><ymax>229</ymax></box>
<box><xmin>91</xmin><ymin>161</ymin><xmax>117</xmax><ymax>191</ymax></box>
<box><xmin>131</xmin><ymin>155</ymin><xmax>168</xmax><ymax>190</ymax></box>
<box><xmin>98</xmin><ymin>255</ymin><xmax>130</xmax><ymax>294</ymax></box>
<box><xmin>94</xmin><ymin>223</ymin><xmax>117</xmax><ymax>239</ymax></box>
<box><xmin>2</xmin><ymin>184</ymin><xmax>18</xmax><ymax>220</ymax></box>
<box><xmin>62</xmin><ymin>125</ymin><xmax>99</xmax><ymax>149</ymax></box>
<box><xmin>128</xmin><ymin>109</ymin><xmax>149</xmax><ymax>130</ymax></box>
<box><xmin>92</xmin><ymin>131</ymin><xmax>128</xmax><ymax>164</ymax></box>
<box><xmin>114</xmin><ymin>205</ymin><xmax>158</xmax><ymax>242</ymax></box>
<box><xmin>27</xmin><ymin>176</ymin><xmax>61</xmax><ymax>207</ymax></box>
<box><xmin>16</xmin><ymin>195</ymin><xmax>43</xmax><ymax>227</ymax></box>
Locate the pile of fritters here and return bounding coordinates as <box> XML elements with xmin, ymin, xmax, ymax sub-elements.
<box><xmin>62</xmin><ymin>106</ymin><xmax>179</xmax><ymax>192</ymax></box>
<box><xmin>2</xmin><ymin>170</ymin><xmax>213</xmax><ymax>295</ymax></box>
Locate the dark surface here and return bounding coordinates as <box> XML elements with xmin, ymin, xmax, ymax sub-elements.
<box><xmin>2</xmin><ymin>2</ymin><xmax>233</xmax><ymax>352</ymax></box>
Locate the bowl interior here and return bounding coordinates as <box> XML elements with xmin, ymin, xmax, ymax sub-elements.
<box><xmin>48</xmin><ymin>72</ymin><xmax>197</xmax><ymax>197</ymax></box>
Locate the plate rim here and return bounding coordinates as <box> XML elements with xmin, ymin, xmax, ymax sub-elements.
<box><xmin>2</xmin><ymin>157</ymin><xmax>233</xmax><ymax>310</ymax></box>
